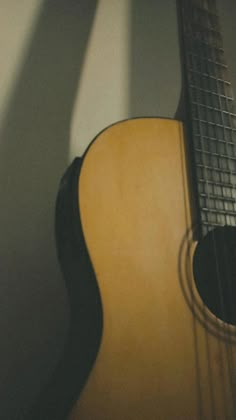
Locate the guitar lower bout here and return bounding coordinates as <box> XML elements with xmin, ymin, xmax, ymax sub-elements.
<box><xmin>69</xmin><ymin>118</ymin><xmax>236</xmax><ymax>420</ymax></box>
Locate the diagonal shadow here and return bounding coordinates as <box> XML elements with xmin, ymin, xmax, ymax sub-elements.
<box><xmin>0</xmin><ymin>0</ymin><xmax>97</xmax><ymax>418</ymax></box>
<box><xmin>129</xmin><ymin>0</ymin><xmax>181</xmax><ymax>119</ymax></box>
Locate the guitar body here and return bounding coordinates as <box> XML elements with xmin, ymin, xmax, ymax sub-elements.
<box><xmin>68</xmin><ymin>118</ymin><xmax>236</xmax><ymax>419</ymax></box>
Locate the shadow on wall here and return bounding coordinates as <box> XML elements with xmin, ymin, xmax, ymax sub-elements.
<box><xmin>0</xmin><ymin>0</ymin><xmax>97</xmax><ymax>418</ymax></box>
<box><xmin>129</xmin><ymin>0</ymin><xmax>181</xmax><ymax>119</ymax></box>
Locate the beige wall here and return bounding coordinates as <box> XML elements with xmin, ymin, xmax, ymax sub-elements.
<box><xmin>70</xmin><ymin>0</ymin><xmax>181</xmax><ymax>156</ymax></box>
<box><xmin>0</xmin><ymin>0</ymin><xmax>235</xmax><ymax>418</ymax></box>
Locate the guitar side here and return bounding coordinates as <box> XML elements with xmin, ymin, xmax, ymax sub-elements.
<box><xmin>69</xmin><ymin>118</ymin><xmax>236</xmax><ymax>420</ymax></box>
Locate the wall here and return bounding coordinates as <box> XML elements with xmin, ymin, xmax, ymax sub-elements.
<box><xmin>0</xmin><ymin>0</ymin><xmax>235</xmax><ymax>418</ymax></box>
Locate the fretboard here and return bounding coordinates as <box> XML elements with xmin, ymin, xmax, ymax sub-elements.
<box><xmin>180</xmin><ymin>0</ymin><xmax>236</xmax><ymax>236</ymax></box>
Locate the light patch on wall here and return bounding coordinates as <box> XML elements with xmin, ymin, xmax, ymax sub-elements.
<box><xmin>69</xmin><ymin>0</ymin><xmax>131</xmax><ymax>158</ymax></box>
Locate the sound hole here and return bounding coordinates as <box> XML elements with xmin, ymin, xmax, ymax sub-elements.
<box><xmin>193</xmin><ymin>226</ymin><xmax>236</xmax><ymax>325</ymax></box>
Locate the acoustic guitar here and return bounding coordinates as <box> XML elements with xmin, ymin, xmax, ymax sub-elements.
<box><xmin>56</xmin><ymin>0</ymin><xmax>236</xmax><ymax>419</ymax></box>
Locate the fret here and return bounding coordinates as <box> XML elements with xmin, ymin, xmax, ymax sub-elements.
<box><xmin>195</xmin><ymin>154</ymin><xmax>236</xmax><ymax>174</ymax></box>
<box><xmin>186</xmin><ymin>26</ymin><xmax>223</xmax><ymax>50</ymax></box>
<box><xmin>191</xmin><ymin>89</ymin><xmax>234</xmax><ymax>108</ymax></box>
<box><xmin>197</xmin><ymin>173</ymin><xmax>236</xmax><ymax>191</ymax></box>
<box><xmin>192</xmin><ymin>103</ymin><xmax>236</xmax><ymax>118</ymax></box>
<box><xmin>183</xmin><ymin>1</ymin><xmax>222</xmax><ymax>48</ymax></box>
<box><xmin>200</xmin><ymin>206</ymin><xmax>236</xmax><ymax>220</ymax></box>
<box><xmin>188</xmin><ymin>50</ymin><xmax>227</xmax><ymax>66</ymax></box>
<box><xmin>193</xmin><ymin>119</ymin><xmax>236</xmax><ymax>142</ymax></box>
<box><xmin>198</xmin><ymin>179</ymin><xmax>236</xmax><ymax>196</ymax></box>
<box><xmin>201</xmin><ymin>211</ymin><xmax>236</xmax><ymax>234</ymax></box>
<box><xmin>199</xmin><ymin>185</ymin><xmax>236</xmax><ymax>203</ymax></box>
<box><xmin>196</xmin><ymin>164</ymin><xmax>236</xmax><ymax>182</ymax></box>
<box><xmin>195</xmin><ymin>149</ymin><xmax>236</xmax><ymax>165</ymax></box>
<box><xmin>191</xmin><ymin>104</ymin><xmax>236</xmax><ymax>128</ymax></box>
<box><xmin>180</xmin><ymin>0</ymin><xmax>236</xmax><ymax>233</ymax></box>
<box><xmin>189</xmin><ymin>67</ymin><xmax>230</xmax><ymax>85</ymax></box>
<box><xmin>189</xmin><ymin>77</ymin><xmax>232</xmax><ymax>98</ymax></box>
<box><xmin>199</xmin><ymin>196</ymin><xmax>236</xmax><ymax>215</ymax></box>
<box><xmin>196</xmin><ymin>166</ymin><xmax>236</xmax><ymax>185</ymax></box>
<box><xmin>188</xmin><ymin>53</ymin><xmax>227</xmax><ymax>77</ymax></box>
<box><xmin>194</xmin><ymin>136</ymin><xmax>236</xmax><ymax>158</ymax></box>
<box><xmin>196</xmin><ymin>145</ymin><xmax>236</xmax><ymax>168</ymax></box>
<box><xmin>190</xmin><ymin>88</ymin><xmax>220</xmax><ymax>109</ymax></box>
<box><xmin>199</xmin><ymin>190</ymin><xmax>236</xmax><ymax>205</ymax></box>
<box><xmin>201</xmin><ymin>212</ymin><xmax>236</xmax><ymax>228</ymax></box>
<box><xmin>191</xmin><ymin>96</ymin><xmax>236</xmax><ymax>119</ymax></box>
<box><xmin>192</xmin><ymin>103</ymin><xmax>236</xmax><ymax>126</ymax></box>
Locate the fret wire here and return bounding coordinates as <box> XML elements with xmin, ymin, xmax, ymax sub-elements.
<box><xmin>189</xmin><ymin>75</ymin><xmax>233</xmax><ymax>106</ymax></box>
<box><xmin>191</xmin><ymin>88</ymin><xmax>234</xmax><ymax>103</ymax></box>
<box><xmin>193</xmin><ymin>117</ymin><xmax>236</xmax><ymax>132</ymax></box>
<box><xmin>195</xmin><ymin>152</ymin><xmax>236</xmax><ymax>170</ymax></box>
<box><xmin>229</xmin><ymin>100</ymin><xmax>236</xmax><ymax>132</ymax></box>
<box><xmin>199</xmin><ymin>200</ymin><xmax>236</xmax><ymax>220</ymax></box>
<box><xmin>196</xmin><ymin>163</ymin><xmax>236</xmax><ymax>175</ymax></box>
<box><xmin>200</xmin><ymin>190</ymin><xmax>235</xmax><ymax>201</ymax></box>
<box><xmin>187</xmin><ymin>36</ymin><xmax>224</xmax><ymax>53</ymax></box>
<box><xmin>187</xmin><ymin>43</ymin><xmax>225</xmax><ymax>65</ymax></box>
<box><xmin>201</xmin><ymin>207</ymin><xmax>236</xmax><ymax>216</ymax></box>
<box><xmin>197</xmin><ymin>167</ymin><xmax>236</xmax><ymax>188</ymax></box>
<box><xmin>202</xmin><ymin>221</ymin><xmax>231</xmax><ymax>228</ymax></box>
<box><xmin>182</xmin><ymin>0</ymin><xmax>236</xmax><ymax>231</ymax></box>
<box><xmin>190</xmin><ymin>69</ymin><xmax>231</xmax><ymax>86</ymax></box>
<box><xmin>195</xmin><ymin>149</ymin><xmax>236</xmax><ymax>161</ymax></box>
<box><xmin>191</xmin><ymin>91</ymin><xmax>235</xmax><ymax>116</ymax></box>
<box><xmin>193</xmin><ymin>30</ymin><xmax>236</xmax><ymax>209</ymax></box>
<box><xmin>189</xmin><ymin>52</ymin><xmax>227</xmax><ymax>69</ymax></box>
<box><xmin>192</xmin><ymin>104</ymin><xmax>236</xmax><ymax>129</ymax></box>
<box><xmin>187</xmin><ymin>26</ymin><xmax>223</xmax><ymax>45</ymax></box>
<box><xmin>191</xmin><ymin>101</ymin><xmax>235</xmax><ymax>115</ymax></box>
<box><xmin>195</xmin><ymin>134</ymin><xmax>235</xmax><ymax>147</ymax></box>
<box><xmin>193</xmin><ymin>62</ymin><xmax>213</xmax><ymax>232</ymax></box>
<box><xmin>189</xmin><ymin>63</ymin><xmax>228</xmax><ymax>81</ymax></box>
<box><xmin>198</xmin><ymin>178</ymin><xmax>236</xmax><ymax>188</ymax></box>
<box><xmin>199</xmin><ymin>183</ymin><xmax>236</xmax><ymax>197</ymax></box>
<box><xmin>222</xmin><ymin>74</ymin><xmax>236</xmax><ymax>207</ymax></box>
<box><xmin>203</xmin><ymin>223</ymin><xmax>223</xmax><ymax>230</ymax></box>
<box><xmin>201</xmin><ymin>199</ymin><xmax>236</xmax><ymax>209</ymax></box>
<box><xmin>190</xmin><ymin>88</ymin><xmax>234</xmax><ymax>105</ymax></box>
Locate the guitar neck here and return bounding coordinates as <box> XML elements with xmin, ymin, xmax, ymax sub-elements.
<box><xmin>179</xmin><ymin>0</ymin><xmax>236</xmax><ymax>236</ymax></box>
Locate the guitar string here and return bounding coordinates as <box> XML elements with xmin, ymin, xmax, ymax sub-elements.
<box><xmin>193</xmin><ymin>68</ymin><xmax>217</xmax><ymax>419</ymax></box>
<box><xmin>218</xmin><ymin>54</ymin><xmax>236</xmax><ymax>419</ymax></box>
<box><xmin>198</xmin><ymin>0</ymin><xmax>236</xmax><ymax>416</ymax></box>
<box><xmin>187</xmin><ymin>0</ymin><xmax>231</xmax><ymax>417</ymax></box>
<box><xmin>183</xmin><ymin>1</ymin><xmax>236</xmax><ymax>416</ymax></box>
<box><xmin>197</xmin><ymin>1</ymin><xmax>235</xmax><ymax>416</ymax></box>
<box><xmin>213</xmin><ymin>9</ymin><xmax>235</xmax><ymax>322</ymax></box>
<box><xmin>224</xmin><ymin>78</ymin><xmax>236</xmax><ymax>418</ymax></box>
<box><xmin>191</xmin><ymin>5</ymin><xmax>224</xmax><ymax>419</ymax></box>
<box><xmin>178</xmin><ymin>3</ymin><xmax>205</xmax><ymax>417</ymax></box>
<box><xmin>205</xmin><ymin>19</ymin><xmax>233</xmax><ymax>417</ymax></box>
<box><xmin>212</xmin><ymin>4</ymin><xmax>236</xmax><ymax>416</ymax></box>
<box><xmin>185</xmin><ymin>231</ymin><xmax>204</xmax><ymax>419</ymax></box>
<box><xmin>185</xmin><ymin>1</ymin><xmax>216</xmax><ymax>417</ymax></box>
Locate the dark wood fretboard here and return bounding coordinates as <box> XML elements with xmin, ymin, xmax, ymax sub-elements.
<box><xmin>180</xmin><ymin>0</ymin><xmax>236</xmax><ymax>236</ymax></box>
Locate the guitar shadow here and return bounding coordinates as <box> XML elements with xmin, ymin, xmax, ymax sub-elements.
<box><xmin>0</xmin><ymin>0</ymin><xmax>97</xmax><ymax>418</ymax></box>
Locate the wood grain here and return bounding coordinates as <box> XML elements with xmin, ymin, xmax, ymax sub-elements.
<box><xmin>69</xmin><ymin>118</ymin><xmax>236</xmax><ymax>419</ymax></box>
